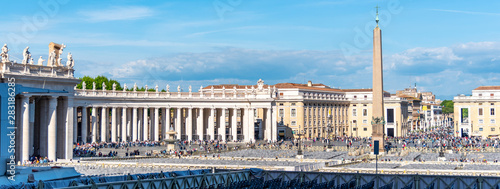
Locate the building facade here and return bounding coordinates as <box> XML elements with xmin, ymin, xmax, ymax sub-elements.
<box><xmin>454</xmin><ymin>86</ymin><xmax>500</xmax><ymax>138</ymax></box>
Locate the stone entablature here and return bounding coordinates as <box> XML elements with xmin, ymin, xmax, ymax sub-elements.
<box><xmin>1</xmin><ymin>61</ymin><xmax>75</xmax><ymax>78</ymax></box>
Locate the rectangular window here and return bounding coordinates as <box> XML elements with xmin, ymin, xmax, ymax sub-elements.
<box><xmin>291</xmin><ymin>103</ymin><xmax>296</xmax><ymax>106</ymax></box>
<box><xmin>254</xmin><ymin>109</ymin><xmax>257</xmax><ymax>117</ymax></box>
<box><xmin>279</xmin><ymin>103</ymin><xmax>284</xmax><ymax>106</ymax></box>
<box><xmin>363</xmin><ymin>120</ymin><xmax>367</xmax><ymax>124</ymax></box>
<box><xmin>387</xmin><ymin>109</ymin><xmax>394</xmax><ymax>123</ymax></box>
<box><xmin>363</xmin><ymin>109</ymin><xmax>368</xmax><ymax>116</ymax></box>
<box><xmin>491</xmin><ymin>108</ymin><xmax>495</xmax><ymax>116</ymax></box>
<box><xmin>461</xmin><ymin>108</ymin><xmax>469</xmax><ymax>124</ymax></box>
<box><xmin>479</xmin><ymin>119</ymin><xmax>484</xmax><ymax>124</ymax></box>
<box><xmin>291</xmin><ymin>121</ymin><xmax>296</xmax><ymax>126</ymax></box>
<box><xmin>279</xmin><ymin>109</ymin><xmax>284</xmax><ymax>117</ymax></box>
<box><xmin>237</xmin><ymin>110</ymin><xmax>241</xmax><ymax>117</ymax></box>
<box><xmin>352</xmin><ymin>109</ymin><xmax>357</xmax><ymax>116</ymax></box>
<box><xmin>479</xmin><ymin>127</ymin><xmax>483</xmax><ymax>131</ymax></box>
<box><xmin>353</xmin><ymin>128</ymin><xmax>357</xmax><ymax>131</ymax></box>
<box><xmin>491</xmin><ymin>119</ymin><xmax>496</xmax><ymax>124</ymax></box>
<box><xmin>291</xmin><ymin>109</ymin><xmax>297</xmax><ymax>117</ymax></box>
<box><xmin>479</xmin><ymin>108</ymin><xmax>483</xmax><ymax>116</ymax></box>
<box><xmin>492</xmin><ymin>128</ymin><xmax>496</xmax><ymax>131</ymax></box>
<box><xmin>354</xmin><ymin>95</ymin><xmax>357</xmax><ymax>99</ymax></box>
<box><xmin>363</xmin><ymin>128</ymin><xmax>367</xmax><ymax>131</ymax></box>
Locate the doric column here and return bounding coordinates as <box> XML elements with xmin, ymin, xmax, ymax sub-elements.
<box><xmin>272</xmin><ymin>106</ymin><xmax>277</xmax><ymax>141</ymax></box>
<box><xmin>132</xmin><ymin>107</ymin><xmax>138</xmax><ymax>141</ymax></box>
<box><xmin>100</xmin><ymin>107</ymin><xmax>107</xmax><ymax>142</ymax></box>
<box><xmin>197</xmin><ymin>108</ymin><xmax>204</xmax><ymax>140</ymax></box>
<box><xmin>111</xmin><ymin>107</ymin><xmax>117</xmax><ymax>142</ymax></box>
<box><xmin>242</xmin><ymin>108</ymin><xmax>248</xmax><ymax>141</ymax></box>
<box><xmin>20</xmin><ymin>95</ymin><xmax>30</xmax><ymax>163</ymax></box>
<box><xmin>265</xmin><ymin>108</ymin><xmax>271</xmax><ymax>141</ymax></box>
<box><xmin>121</xmin><ymin>107</ymin><xmax>127</xmax><ymax>142</ymax></box>
<box><xmin>186</xmin><ymin>108</ymin><xmax>193</xmax><ymax>141</ymax></box>
<box><xmin>248</xmin><ymin>108</ymin><xmax>255</xmax><ymax>142</ymax></box>
<box><xmin>176</xmin><ymin>108</ymin><xmax>182</xmax><ymax>140</ymax></box>
<box><xmin>127</xmin><ymin>108</ymin><xmax>131</xmax><ymax>139</ymax></box>
<box><xmin>29</xmin><ymin>100</ymin><xmax>35</xmax><ymax>155</ymax></box>
<box><xmin>73</xmin><ymin>107</ymin><xmax>78</xmax><ymax>144</ymax></box>
<box><xmin>162</xmin><ymin>108</ymin><xmax>170</xmax><ymax>140</ymax></box>
<box><xmin>91</xmin><ymin>106</ymin><xmax>97</xmax><ymax>143</ymax></box>
<box><xmin>47</xmin><ymin>96</ymin><xmax>57</xmax><ymax>161</ymax></box>
<box><xmin>154</xmin><ymin>108</ymin><xmax>159</xmax><ymax>141</ymax></box>
<box><xmin>208</xmin><ymin>108</ymin><xmax>215</xmax><ymax>140</ymax></box>
<box><xmin>218</xmin><ymin>108</ymin><xmax>226</xmax><ymax>141</ymax></box>
<box><xmin>143</xmin><ymin>108</ymin><xmax>149</xmax><ymax>140</ymax></box>
<box><xmin>82</xmin><ymin>107</ymin><xmax>88</xmax><ymax>144</ymax></box>
<box><xmin>231</xmin><ymin>108</ymin><xmax>237</xmax><ymax>141</ymax></box>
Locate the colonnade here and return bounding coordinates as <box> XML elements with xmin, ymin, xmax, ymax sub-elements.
<box><xmin>304</xmin><ymin>103</ymin><xmax>349</xmax><ymax>138</ymax></box>
<box><xmin>75</xmin><ymin>106</ymin><xmax>277</xmax><ymax>144</ymax></box>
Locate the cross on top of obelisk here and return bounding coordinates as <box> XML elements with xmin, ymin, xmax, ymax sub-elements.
<box><xmin>375</xmin><ymin>5</ymin><xmax>380</xmax><ymax>27</ymax></box>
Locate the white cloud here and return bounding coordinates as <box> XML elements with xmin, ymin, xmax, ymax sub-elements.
<box><xmin>79</xmin><ymin>6</ymin><xmax>154</xmax><ymax>22</ymax></box>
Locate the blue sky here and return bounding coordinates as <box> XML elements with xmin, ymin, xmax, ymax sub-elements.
<box><xmin>3</xmin><ymin>0</ymin><xmax>500</xmax><ymax>100</ymax></box>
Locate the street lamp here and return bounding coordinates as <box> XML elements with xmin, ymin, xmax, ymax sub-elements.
<box><xmin>297</xmin><ymin>128</ymin><xmax>305</xmax><ymax>156</ymax></box>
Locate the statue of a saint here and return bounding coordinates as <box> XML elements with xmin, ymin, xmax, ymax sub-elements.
<box><xmin>66</xmin><ymin>52</ymin><xmax>74</xmax><ymax>68</ymax></box>
<box><xmin>82</xmin><ymin>81</ymin><xmax>86</xmax><ymax>90</ymax></box>
<box><xmin>58</xmin><ymin>57</ymin><xmax>62</xmax><ymax>67</ymax></box>
<box><xmin>211</xmin><ymin>86</ymin><xmax>214</xmax><ymax>94</ymax></box>
<box><xmin>102</xmin><ymin>82</ymin><xmax>106</xmax><ymax>91</ymax></box>
<box><xmin>233</xmin><ymin>86</ymin><xmax>237</xmax><ymax>95</ymax></box>
<box><xmin>93</xmin><ymin>82</ymin><xmax>96</xmax><ymax>90</ymax></box>
<box><xmin>1</xmin><ymin>44</ymin><xmax>9</xmax><ymax>62</ymax></box>
<box><xmin>133</xmin><ymin>83</ymin><xmax>137</xmax><ymax>92</ymax></box>
<box><xmin>251</xmin><ymin>86</ymin><xmax>256</xmax><ymax>94</ymax></box>
<box><xmin>29</xmin><ymin>58</ymin><xmax>34</xmax><ymax>65</ymax></box>
<box><xmin>177</xmin><ymin>85</ymin><xmax>181</xmax><ymax>92</ymax></box>
<box><xmin>112</xmin><ymin>83</ymin><xmax>117</xmax><ymax>91</ymax></box>
<box><xmin>189</xmin><ymin>85</ymin><xmax>192</xmax><ymax>93</ymax></box>
<box><xmin>145</xmin><ymin>85</ymin><xmax>148</xmax><ymax>91</ymax></box>
<box><xmin>123</xmin><ymin>84</ymin><xmax>127</xmax><ymax>91</ymax></box>
<box><xmin>22</xmin><ymin>46</ymin><xmax>31</xmax><ymax>64</ymax></box>
<box><xmin>48</xmin><ymin>50</ymin><xmax>56</xmax><ymax>67</ymax></box>
<box><xmin>155</xmin><ymin>85</ymin><xmax>158</xmax><ymax>92</ymax></box>
<box><xmin>166</xmin><ymin>84</ymin><xmax>170</xmax><ymax>92</ymax></box>
<box><xmin>37</xmin><ymin>56</ymin><xmax>44</xmax><ymax>66</ymax></box>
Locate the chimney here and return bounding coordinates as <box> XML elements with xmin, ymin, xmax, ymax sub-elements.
<box><xmin>307</xmin><ymin>80</ymin><xmax>312</xmax><ymax>87</ymax></box>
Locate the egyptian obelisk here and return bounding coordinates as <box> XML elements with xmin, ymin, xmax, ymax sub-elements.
<box><xmin>372</xmin><ymin>7</ymin><xmax>385</xmax><ymax>153</ymax></box>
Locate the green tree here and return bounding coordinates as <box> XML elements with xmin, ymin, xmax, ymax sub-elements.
<box><xmin>76</xmin><ymin>76</ymin><xmax>95</xmax><ymax>89</ymax></box>
<box><xmin>440</xmin><ymin>100</ymin><xmax>454</xmax><ymax>115</ymax></box>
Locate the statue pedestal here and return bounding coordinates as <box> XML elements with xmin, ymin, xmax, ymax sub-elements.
<box><xmin>296</xmin><ymin>155</ymin><xmax>304</xmax><ymax>159</ymax></box>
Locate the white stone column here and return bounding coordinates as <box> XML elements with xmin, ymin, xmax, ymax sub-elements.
<box><xmin>73</xmin><ymin>107</ymin><xmax>78</xmax><ymax>144</ymax></box>
<box><xmin>100</xmin><ymin>107</ymin><xmax>107</xmax><ymax>142</ymax></box>
<box><xmin>248</xmin><ymin>108</ymin><xmax>255</xmax><ymax>142</ymax></box>
<box><xmin>265</xmin><ymin>108</ymin><xmax>271</xmax><ymax>141</ymax></box>
<box><xmin>91</xmin><ymin>107</ymin><xmax>97</xmax><ymax>143</ymax></box>
<box><xmin>111</xmin><ymin>107</ymin><xmax>117</xmax><ymax>142</ymax></box>
<box><xmin>162</xmin><ymin>108</ymin><xmax>170</xmax><ymax>140</ymax></box>
<box><xmin>143</xmin><ymin>108</ymin><xmax>149</xmax><ymax>140</ymax></box>
<box><xmin>272</xmin><ymin>106</ymin><xmax>277</xmax><ymax>141</ymax></box>
<box><xmin>82</xmin><ymin>107</ymin><xmax>88</xmax><ymax>144</ymax></box>
<box><xmin>29</xmin><ymin>100</ymin><xmax>35</xmax><ymax>155</ymax></box>
<box><xmin>154</xmin><ymin>108</ymin><xmax>159</xmax><ymax>141</ymax></box>
<box><xmin>132</xmin><ymin>108</ymin><xmax>138</xmax><ymax>141</ymax></box>
<box><xmin>219</xmin><ymin>108</ymin><xmax>226</xmax><ymax>141</ymax></box>
<box><xmin>138</xmin><ymin>108</ymin><xmax>143</xmax><ymax>140</ymax></box>
<box><xmin>122</xmin><ymin>107</ymin><xmax>127</xmax><ymax>142</ymax></box>
<box><xmin>208</xmin><ymin>108</ymin><xmax>215</xmax><ymax>140</ymax></box>
<box><xmin>66</xmin><ymin>98</ymin><xmax>75</xmax><ymax>159</ymax></box>
<box><xmin>231</xmin><ymin>108</ymin><xmax>237</xmax><ymax>141</ymax></box>
<box><xmin>127</xmin><ymin>108</ymin><xmax>131</xmax><ymax>139</ymax></box>
<box><xmin>20</xmin><ymin>95</ymin><xmax>30</xmax><ymax>163</ymax></box>
<box><xmin>47</xmin><ymin>96</ymin><xmax>57</xmax><ymax>161</ymax></box>
<box><xmin>186</xmin><ymin>108</ymin><xmax>193</xmax><ymax>141</ymax></box>
<box><xmin>176</xmin><ymin>108</ymin><xmax>182</xmax><ymax>140</ymax></box>
<box><xmin>242</xmin><ymin>108</ymin><xmax>248</xmax><ymax>141</ymax></box>
<box><xmin>197</xmin><ymin>108</ymin><xmax>204</xmax><ymax>140</ymax></box>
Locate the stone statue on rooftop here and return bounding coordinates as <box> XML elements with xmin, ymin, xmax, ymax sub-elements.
<box><xmin>112</xmin><ymin>83</ymin><xmax>116</xmax><ymax>91</ymax></box>
<box><xmin>177</xmin><ymin>85</ymin><xmax>181</xmax><ymax>92</ymax></box>
<box><xmin>257</xmin><ymin>79</ymin><xmax>264</xmax><ymax>91</ymax></box>
<box><xmin>66</xmin><ymin>52</ymin><xmax>74</xmax><ymax>68</ymax></box>
<box><xmin>102</xmin><ymin>82</ymin><xmax>106</xmax><ymax>91</ymax></box>
<box><xmin>155</xmin><ymin>85</ymin><xmax>158</xmax><ymax>92</ymax></box>
<box><xmin>48</xmin><ymin>50</ymin><xmax>56</xmax><ymax>66</ymax></box>
<box><xmin>211</xmin><ymin>86</ymin><xmax>214</xmax><ymax>94</ymax></box>
<box><xmin>37</xmin><ymin>56</ymin><xmax>44</xmax><ymax>66</ymax></box>
<box><xmin>93</xmin><ymin>82</ymin><xmax>96</xmax><ymax>90</ymax></box>
<box><xmin>123</xmin><ymin>83</ymin><xmax>127</xmax><ymax>91</ymax></box>
<box><xmin>1</xmin><ymin>44</ymin><xmax>9</xmax><ymax>62</ymax></box>
<box><xmin>133</xmin><ymin>83</ymin><xmax>137</xmax><ymax>92</ymax></box>
<box><xmin>166</xmin><ymin>84</ymin><xmax>170</xmax><ymax>92</ymax></box>
<box><xmin>22</xmin><ymin>46</ymin><xmax>31</xmax><ymax>64</ymax></box>
<box><xmin>233</xmin><ymin>86</ymin><xmax>237</xmax><ymax>95</ymax></box>
<box><xmin>29</xmin><ymin>58</ymin><xmax>34</xmax><ymax>65</ymax></box>
<box><xmin>189</xmin><ymin>85</ymin><xmax>192</xmax><ymax>93</ymax></box>
<box><xmin>82</xmin><ymin>81</ymin><xmax>86</xmax><ymax>90</ymax></box>
<box><xmin>145</xmin><ymin>84</ymin><xmax>148</xmax><ymax>91</ymax></box>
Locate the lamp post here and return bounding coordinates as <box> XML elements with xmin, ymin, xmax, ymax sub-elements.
<box><xmin>327</xmin><ymin>123</ymin><xmax>332</xmax><ymax>148</ymax></box>
<box><xmin>297</xmin><ymin>128</ymin><xmax>305</xmax><ymax>156</ymax></box>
